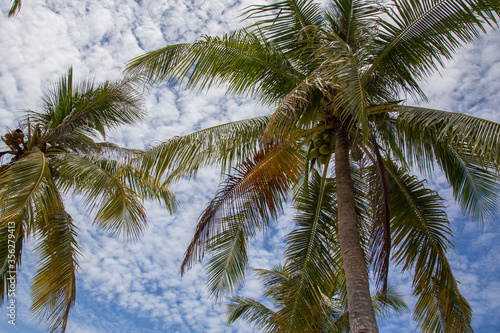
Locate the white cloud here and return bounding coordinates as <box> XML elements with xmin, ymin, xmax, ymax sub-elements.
<box><xmin>1</xmin><ymin>1</ymin><xmax>500</xmax><ymax>332</ymax></box>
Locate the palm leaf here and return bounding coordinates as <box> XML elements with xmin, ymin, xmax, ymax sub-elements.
<box><xmin>225</xmin><ymin>295</ymin><xmax>278</xmax><ymax>331</ymax></box>
<box><xmin>396</xmin><ymin>105</ymin><xmax>500</xmax><ymax>170</ymax></box>
<box><xmin>183</xmin><ymin>142</ymin><xmax>304</xmax><ymax>299</ymax></box>
<box><xmin>7</xmin><ymin>0</ymin><xmax>22</xmax><ymax>16</ymax></box>
<box><xmin>26</xmin><ymin>68</ymin><xmax>145</xmax><ymax>143</ymax></box>
<box><xmin>434</xmin><ymin>141</ymin><xmax>500</xmax><ymax>223</ymax></box>
<box><xmin>386</xmin><ymin>160</ymin><xmax>472</xmax><ymax>333</ymax></box>
<box><xmin>0</xmin><ymin>150</ymin><xmax>63</xmax><ymax>234</ymax></box>
<box><xmin>324</xmin><ymin>0</ymin><xmax>381</xmax><ymax>47</ymax></box>
<box><xmin>127</xmin><ymin>30</ymin><xmax>301</xmax><ymax>105</ymax></box>
<box><xmin>244</xmin><ymin>0</ymin><xmax>323</xmax><ymax>65</ymax></box>
<box><xmin>365</xmin><ymin>133</ymin><xmax>391</xmax><ymax>292</ymax></box>
<box><xmin>53</xmin><ymin>153</ymin><xmax>146</xmax><ymax>240</ymax></box>
<box><xmin>31</xmin><ymin>210</ymin><xmax>81</xmax><ymax>333</ymax></box>
<box><xmin>396</xmin><ymin>105</ymin><xmax>500</xmax><ymax>223</ymax></box>
<box><xmin>137</xmin><ymin>115</ymin><xmax>270</xmax><ymax>182</ymax></box>
<box><xmin>363</xmin><ymin>0</ymin><xmax>500</xmax><ymax>99</ymax></box>
<box><xmin>277</xmin><ymin>166</ymin><xmax>341</xmax><ymax>332</ymax></box>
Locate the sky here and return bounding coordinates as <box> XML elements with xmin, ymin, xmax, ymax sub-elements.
<box><xmin>0</xmin><ymin>0</ymin><xmax>499</xmax><ymax>332</ymax></box>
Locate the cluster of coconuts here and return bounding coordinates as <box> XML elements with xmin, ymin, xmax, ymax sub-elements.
<box><xmin>310</xmin><ymin>132</ymin><xmax>334</xmax><ymax>164</ymax></box>
<box><xmin>2</xmin><ymin>129</ymin><xmax>24</xmax><ymax>150</ymax></box>
<box><xmin>309</xmin><ymin>131</ymin><xmax>363</xmax><ymax>164</ymax></box>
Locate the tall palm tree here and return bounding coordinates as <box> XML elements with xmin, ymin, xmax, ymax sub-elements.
<box><xmin>0</xmin><ymin>68</ymin><xmax>177</xmax><ymax>333</ymax></box>
<box><xmin>127</xmin><ymin>1</ymin><xmax>500</xmax><ymax>332</ymax></box>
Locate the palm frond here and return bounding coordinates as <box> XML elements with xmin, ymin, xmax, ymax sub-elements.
<box><xmin>316</xmin><ymin>37</ymin><xmax>369</xmax><ymax>136</ymax></box>
<box><xmin>53</xmin><ymin>153</ymin><xmax>146</xmax><ymax>240</ymax></box>
<box><xmin>396</xmin><ymin>105</ymin><xmax>500</xmax><ymax>223</ymax></box>
<box><xmin>434</xmin><ymin>141</ymin><xmax>500</xmax><ymax>223</ymax></box>
<box><xmin>278</xmin><ymin>167</ymin><xmax>341</xmax><ymax>332</ymax></box>
<box><xmin>26</xmin><ymin>68</ymin><xmax>145</xmax><ymax>143</ymax></box>
<box><xmin>31</xmin><ymin>210</ymin><xmax>81</xmax><ymax>333</ymax></box>
<box><xmin>386</xmin><ymin>160</ymin><xmax>472</xmax><ymax>333</ymax></box>
<box><xmin>363</xmin><ymin>0</ymin><xmax>500</xmax><ymax>99</ymax></box>
<box><xmin>225</xmin><ymin>295</ymin><xmax>277</xmax><ymax>331</ymax></box>
<box><xmin>244</xmin><ymin>0</ymin><xmax>323</xmax><ymax>65</ymax></box>
<box><xmin>396</xmin><ymin>105</ymin><xmax>500</xmax><ymax>170</ymax></box>
<box><xmin>0</xmin><ymin>150</ymin><xmax>63</xmax><ymax>234</ymax></box>
<box><xmin>137</xmin><ymin>115</ymin><xmax>270</xmax><ymax>182</ymax></box>
<box><xmin>325</xmin><ymin>0</ymin><xmax>381</xmax><ymax>49</ymax></box>
<box><xmin>182</xmin><ymin>142</ymin><xmax>304</xmax><ymax>299</ymax></box>
<box><xmin>127</xmin><ymin>30</ymin><xmax>301</xmax><ymax>105</ymax></box>
<box><xmin>372</xmin><ymin>284</ymin><xmax>409</xmax><ymax>318</ymax></box>
<box><xmin>7</xmin><ymin>0</ymin><xmax>21</xmax><ymax>16</ymax></box>
<box><xmin>263</xmin><ymin>77</ymin><xmax>330</xmax><ymax>141</ymax></box>
<box><xmin>366</xmin><ymin>133</ymin><xmax>391</xmax><ymax>292</ymax></box>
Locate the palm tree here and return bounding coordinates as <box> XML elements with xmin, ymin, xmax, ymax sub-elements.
<box><xmin>127</xmin><ymin>1</ymin><xmax>500</xmax><ymax>332</ymax></box>
<box><xmin>0</xmin><ymin>68</ymin><xmax>177</xmax><ymax>333</ymax></box>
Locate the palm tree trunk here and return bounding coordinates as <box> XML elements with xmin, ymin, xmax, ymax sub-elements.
<box><xmin>334</xmin><ymin>124</ymin><xmax>378</xmax><ymax>333</ymax></box>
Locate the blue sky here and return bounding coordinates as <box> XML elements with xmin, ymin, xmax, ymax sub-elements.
<box><xmin>1</xmin><ymin>0</ymin><xmax>500</xmax><ymax>332</ymax></box>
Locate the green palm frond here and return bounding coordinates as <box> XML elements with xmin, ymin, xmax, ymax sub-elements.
<box><xmin>396</xmin><ymin>105</ymin><xmax>500</xmax><ymax>223</ymax></box>
<box><xmin>227</xmin><ymin>266</ymin><xmax>407</xmax><ymax>333</ymax></box>
<box><xmin>363</xmin><ymin>0</ymin><xmax>500</xmax><ymax>99</ymax></box>
<box><xmin>244</xmin><ymin>0</ymin><xmax>323</xmax><ymax>63</ymax></box>
<box><xmin>396</xmin><ymin>105</ymin><xmax>500</xmax><ymax>170</ymax></box>
<box><xmin>138</xmin><ymin>115</ymin><xmax>270</xmax><ymax>182</ymax></box>
<box><xmin>316</xmin><ymin>37</ymin><xmax>369</xmax><ymax>136</ymax></box>
<box><xmin>127</xmin><ymin>30</ymin><xmax>301</xmax><ymax>105</ymax></box>
<box><xmin>53</xmin><ymin>152</ymin><xmax>147</xmax><ymax>240</ymax></box>
<box><xmin>263</xmin><ymin>78</ymin><xmax>329</xmax><ymax>141</ymax></box>
<box><xmin>253</xmin><ymin>264</ymin><xmax>289</xmax><ymax>302</ymax></box>
<box><xmin>26</xmin><ymin>68</ymin><xmax>145</xmax><ymax>143</ymax></box>
<box><xmin>0</xmin><ymin>150</ymin><xmax>62</xmax><ymax>234</ymax></box>
<box><xmin>434</xmin><ymin>141</ymin><xmax>500</xmax><ymax>223</ymax></box>
<box><xmin>324</xmin><ymin>0</ymin><xmax>381</xmax><ymax>47</ymax></box>
<box><xmin>226</xmin><ymin>295</ymin><xmax>278</xmax><ymax>331</ymax></box>
<box><xmin>31</xmin><ymin>210</ymin><xmax>81</xmax><ymax>333</ymax></box>
<box><xmin>55</xmin><ymin>151</ymin><xmax>178</xmax><ymax>213</ymax></box>
<box><xmin>277</xmin><ymin>167</ymin><xmax>340</xmax><ymax>332</ymax></box>
<box><xmin>7</xmin><ymin>0</ymin><xmax>21</xmax><ymax>16</ymax></box>
<box><xmin>386</xmin><ymin>160</ymin><xmax>472</xmax><ymax>333</ymax></box>
<box><xmin>70</xmin><ymin>142</ymin><xmax>143</xmax><ymax>160</ymax></box>
<box><xmin>183</xmin><ymin>142</ymin><xmax>304</xmax><ymax>298</ymax></box>
<box><xmin>365</xmin><ymin>134</ymin><xmax>391</xmax><ymax>292</ymax></box>
<box><xmin>372</xmin><ymin>285</ymin><xmax>409</xmax><ymax>318</ymax></box>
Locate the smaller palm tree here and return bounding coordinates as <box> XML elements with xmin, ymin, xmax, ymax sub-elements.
<box><xmin>226</xmin><ymin>264</ymin><xmax>408</xmax><ymax>333</ymax></box>
<box><xmin>0</xmin><ymin>68</ymin><xmax>177</xmax><ymax>333</ymax></box>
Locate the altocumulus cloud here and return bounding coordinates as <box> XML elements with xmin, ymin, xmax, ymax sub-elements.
<box><xmin>1</xmin><ymin>0</ymin><xmax>500</xmax><ymax>332</ymax></box>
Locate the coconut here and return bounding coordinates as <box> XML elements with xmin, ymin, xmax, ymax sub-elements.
<box><xmin>312</xmin><ymin>133</ymin><xmax>323</xmax><ymax>142</ymax></box>
<box><xmin>313</xmin><ymin>139</ymin><xmax>324</xmax><ymax>149</ymax></box>
<box><xmin>318</xmin><ymin>155</ymin><xmax>327</xmax><ymax>164</ymax></box>
<box><xmin>319</xmin><ymin>144</ymin><xmax>330</xmax><ymax>155</ymax></box>
<box><xmin>310</xmin><ymin>148</ymin><xmax>320</xmax><ymax>159</ymax></box>
<box><xmin>323</xmin><ymin>134</ymin><xmax>331</xmax><ymax>144</ymax></box>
